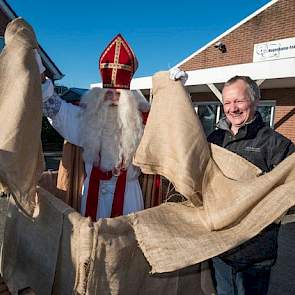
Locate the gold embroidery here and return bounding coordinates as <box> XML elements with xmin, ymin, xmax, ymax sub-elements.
<box><xmin>111</xmin><ymin>39</ymin><xmax>121</xmax><ymax>86</ymax></box>
<box><xmin>100</xmin><ymin>35</ymin><xmax>136</xmax><ymax>88</ymax></box>
<box><xmin>103</xmin><ymin>83</ymin><xmax>129</xmax><ymax>89</ymax></box>
<box><xmin>100</xmin><ymin>63</ymin><xmax>132</xmax><ymax>71</ymax></box>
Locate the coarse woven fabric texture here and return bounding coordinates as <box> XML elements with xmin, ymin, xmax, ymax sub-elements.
<box><xmin>0</xmin><ymin>18</ymin><xmax>215</xmax><ymax>295</ymax></box>
<box><xmin>133</xmin><ymin>71</ymin><xmax>295</xmax><ymax>273</ymax></box>
<box><xmin>56</xmin><ymin>141</ymin><xmax>84</xmax><ymax>211</ymax></box>
<box><xmin>0</xmin><ymin>17</ymin><xmax>44</xmax><ymax>216</ymax></box>
<box><xmin>3</xmin><ymin>189</ymin><xmax>215</xmax><ymax>295</ymax></box>
<box><xmin>1</xmin><ymin>20</ymin><xmax>295</xmax><ymax>293</ymax></box>
<box><xmin>2</xmin><ymin>188</ymin><xmax>73</xmax><ymax>295</ymax></box>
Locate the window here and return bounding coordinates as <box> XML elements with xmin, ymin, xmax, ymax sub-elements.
<box><xmin>193</xmin><ymin>100</ymin><xmax>275</xmax><ymax>136</ymax></box>
<box><xmin>194</xmin><ymin>103</ymin><xmax>219</xmax><ymax>136</ymax></box>
<box><xmin>257</xmin><ymin>101</ymin><xmax>275</xmax><ymax>127</ymax></box>
<box><xmin>0</xmin><ymin>37</ymin><xmax>4</xmax><ymax>52</ymax></box>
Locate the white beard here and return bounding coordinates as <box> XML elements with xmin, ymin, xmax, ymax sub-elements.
<box><xmin>79</xmin><ymin>88</ymin><xmax>144</xmax><ymax>171</ymax></box>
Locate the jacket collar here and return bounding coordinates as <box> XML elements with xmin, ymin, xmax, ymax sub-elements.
<box><xmin>216</xmin><ymin>112</ymin><xmax>265</xmax><ymax>139</ymax></box>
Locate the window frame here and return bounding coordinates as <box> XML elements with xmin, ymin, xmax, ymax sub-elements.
<box><xmin>257</xmin><ymin>100</ymin><xmax>276</xmax><ymax>128</ymax></box>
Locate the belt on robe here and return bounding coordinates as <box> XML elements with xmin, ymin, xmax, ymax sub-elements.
<box><xmin>85</xmin><ymin>166</ymin><xmax>127</xmax><ymax>221</ymax></box>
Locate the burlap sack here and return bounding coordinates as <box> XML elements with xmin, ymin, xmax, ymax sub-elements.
<box><xmin>2</xmin><ymin>187</ymin><xmax>73</xmax><ymax>295</ymax></box>
<box><xmin>135</xmin><ymin>75</ymin><xmax>210</xmax><ymax>206</ymax></box>
<box><xmin>133</xmin><ymin>71</ymin><xmax>295</xmax><ymax>273</ymax></box>
<box><xmin>2</xmin><ymin>19</ymin><xmax>294</xmax><ymax>294</ymax></box>
<box><xmin>0</xmin><ymin>18</ymin><xmax>43</xmax><ymax>216</ymax></box>
<box><xmin>53</xmin><ymin>208</ymin><xmax>93</xmax><ymax>295</ymax></box>
<box><xmin>86</xmin><ymin>216</ymin><xmax>215</xmax><ymax>295</ymax></box>
<box><xmin>56</xmin><ymin>142</ymin><xmax>84</xmax><ymax>211</ymax></box>
<box><xmin>2</xmin><ymin>187</ymin><xmax>215</xmax><ymax>295</ymax></box>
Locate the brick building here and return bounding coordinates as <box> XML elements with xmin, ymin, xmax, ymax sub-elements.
<box><xmin>93</xmin><ymin>0</ymin><xmax>295</xmax><ymax>142</ymax></box>
<box><xmin>177</xmin><ymin>0</ymin><xmax>295</xmax><ymax>141</ymax></box>
<box><xmin>0</xmin><ymin>0</ymin><xmax>63</xmax><ymax>81</ymax></box>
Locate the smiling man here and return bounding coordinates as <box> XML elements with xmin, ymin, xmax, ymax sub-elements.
<box><xmin>207</xmin><ymin>75</ymin><xmax>295</xmax><ymax>295</ymax></box>
<box><xmin>222</xmin><ymin>78</ymin><xmax>257</xmax><ymax>135</ymax></box>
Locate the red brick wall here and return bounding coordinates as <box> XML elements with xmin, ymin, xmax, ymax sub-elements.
<box><xmin>182</xmin><ymin>0</ymin><xmax>295</xmax><ymax>143</ymax></box>
<box><xmin>180</xmin><ymin>0</ymin><xmax>295</xmax><ymax>71</ymax></box>
<box><xmin>264</xmin><ymin>88</ymin><xmax>295</xmax><ymax>143</ymax></box>
<box><xmin>275</xmin><ymin>106</ymin><xmax>295</xmax><ymax>142</ymax></box>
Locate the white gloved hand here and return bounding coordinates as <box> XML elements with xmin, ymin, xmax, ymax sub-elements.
<box><xmin>169</xmin><ymin>67</ymin><xmax>188</xmax><ymax>84</ymax></box>
<box><xmin>34</xmin><ymin>49</ymin><xmax>46</xmax><ymax>74</ymax></box>
<box><xmin>41</xmin><ymin>78</ymin><xmax>54</xmax><ymax>101</ymax></box>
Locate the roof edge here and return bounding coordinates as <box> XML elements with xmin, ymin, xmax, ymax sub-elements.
<box><xmin>0</xmin><ymin>0</ymin><xmax>17</xmax><ymax>19</ymax></box>
<box><xmin>174</xmin><ymin>0</ymin><xmax>279</xmax><ymax>69</ymax></box>
<box><xmin>0</xmin><ymin>0</ymin><xmax>64</xmax><ymax>80</ymax></box>
<box><xmin>97</xmin><ymin>57</ymin><xmax>295</xmax><ymax>90</ymax></box>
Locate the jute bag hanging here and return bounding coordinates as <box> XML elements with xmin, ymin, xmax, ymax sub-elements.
<box><xmin>133</xmin><ymin>71</ymin><xmax>295</xmax><ymax>273</ymax></box>
<box><xmin>0</xmin><ymin>17</ymin><xmax>44</xmax><ymax>216</ymax></box>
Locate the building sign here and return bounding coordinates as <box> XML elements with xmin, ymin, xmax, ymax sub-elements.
<box><xmin>253</xmin><ymin>37</ymin><xmax>295</xmax><ymax>62</ymax></box>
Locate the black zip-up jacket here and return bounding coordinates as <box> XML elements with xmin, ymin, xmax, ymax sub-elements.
<box><xmin>207</xmin><ymin>112</ymin><xmax>295</xmax><ymax>267</ymax></box>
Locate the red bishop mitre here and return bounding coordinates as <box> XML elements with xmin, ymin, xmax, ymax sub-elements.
<box><xmin>99</xmin><ymin>34</ymin><xmax>138</xmax><ymax>89</ymax></box>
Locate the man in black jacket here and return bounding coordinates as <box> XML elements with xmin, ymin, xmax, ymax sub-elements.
<box><xmin>208</xmin><ymin>76</ymin><xmax>295</xmax><ymax>295</ymax></box>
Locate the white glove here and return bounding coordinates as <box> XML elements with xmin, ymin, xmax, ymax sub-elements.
<box><xmin>41</xmin><ymin>78</ymin><xmax>54</xmax><ymax>101</ymax></box>
<box><xmin>169</xmin><ymin>67</ymin><xmax>188</xmax><ymax>84</ymax></box>
<box><xmin>34</xmin><ymin>49</ymin><xmax>46</xmax><ymax>74</ymax></box>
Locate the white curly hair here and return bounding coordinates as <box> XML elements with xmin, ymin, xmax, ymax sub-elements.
<box><xmin>79</xmin><ymin>88</ymin><xmax>149</xmax><ymax>170</ymax></box>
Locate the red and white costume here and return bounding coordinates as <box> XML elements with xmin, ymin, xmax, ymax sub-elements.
<box><xmin>42</xmin><ymin>34</ymin><xmax>149</xmax><ymax>220</ymax></box>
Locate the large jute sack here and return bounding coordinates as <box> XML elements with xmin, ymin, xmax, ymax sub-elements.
<box><xmin>1</xmin><ymin>18</ymin><xmax>295</xmax><ymax>295</ymax></box>
<box><xmin>0</xmin><ymin>17</ymin><xmax>43</xmax><ymax>216</ymax></box>
<box><xmin>133</xmin><ymin>71</ymin><xmax>295</xmax><ymax>273</ymax></box>
<box><xmin>0</xmin><ymin>18</ymin><xmax>215</xmax><ymax>294</ymax></box>
<box><xmin>86</xmin><ymin>216</ymin><xmax>215</xmax><ymax>295</ymax></box>
<box><xmin>2</xmin><ymin>188</ymin><xmax>73</xmax><ymax>295</ymax></box>
<box><xmin>2</xmin><ymin>188</ymin><xmax>216</xmax><ymax>295</ymax></box>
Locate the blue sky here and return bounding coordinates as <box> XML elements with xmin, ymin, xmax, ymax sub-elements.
<box><xmin>8</xmin><ymin>0</ymin><xmax>270</xmax><ymax>89</ymax></box>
